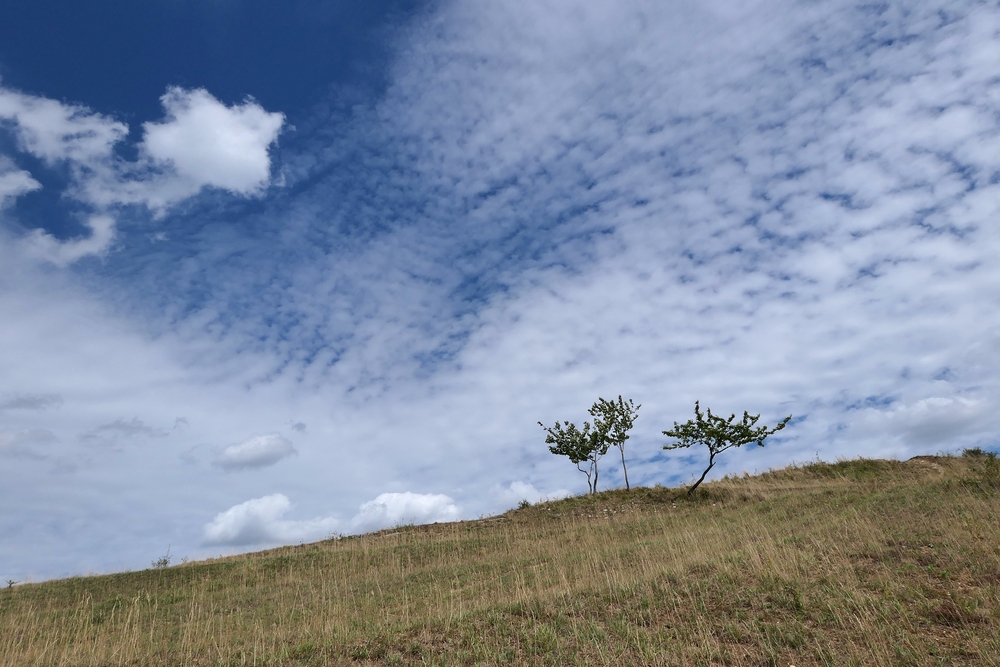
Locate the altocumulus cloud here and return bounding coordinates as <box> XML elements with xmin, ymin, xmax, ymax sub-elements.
<box><xmin>213</xmin><ymin>434</ymin><xmax>297</xmax><ymax>471</ymax></box>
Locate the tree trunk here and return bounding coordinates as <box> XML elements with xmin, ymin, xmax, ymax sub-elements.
<box><xmin>686</xmin><ymin>455</ymin><xmax>715</xmax><ymax>496</ymax></box>
<box><xmin>578</xmin><ymin>462</ymin><xmax>594</xmax><ymax>495</ymax></box>
<box><xmin>618</xmin><ymin>445</ymin><xmax>630</xmax><ymax>491</ymax></box>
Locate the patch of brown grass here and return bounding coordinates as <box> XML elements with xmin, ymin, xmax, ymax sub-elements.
<box><xmin>3</xmin><ymin>454</ymin><xmax>1000</xmax><ymax>666</ymax></box>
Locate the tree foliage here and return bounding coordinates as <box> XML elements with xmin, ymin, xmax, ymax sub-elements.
<box><xmin>589</xmin><ymin>396</ymin><xmax>640</xmax><ymax>490</ymax></box>
<box><xmin>541</xmin><ymin>395</ymin><xmax>640</xmax><ymax>494</ymax></box>
<box><xmin>663</xmin><ymin>401</ymin><xmax>792</xmax><ymax>496</ymax></box>
<box><xmin>538</xmin><ymin>419</ymin><xmax>608</xmax><ymax>494</ymax></box>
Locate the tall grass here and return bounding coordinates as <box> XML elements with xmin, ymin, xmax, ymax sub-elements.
<box><xmin>2</xmin><ymin>454</ymin><xmax>999</xmax><ymax>666</ymax></box>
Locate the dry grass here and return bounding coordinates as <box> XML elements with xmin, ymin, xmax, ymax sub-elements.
<box><xmin>3</xmin><ymin>453</ymin><xmax>1000</xmax><ymax>666</ymax></box>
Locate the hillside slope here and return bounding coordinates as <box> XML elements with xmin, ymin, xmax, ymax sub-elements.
<box><xmin>2</xmin><ymin>453</ymin><xmax>1000</xmax><ymax>666</ymax></box>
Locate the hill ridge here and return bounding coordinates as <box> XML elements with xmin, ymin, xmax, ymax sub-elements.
<box><xmin>3</xmin><ymin>453</ymin><xmax>999</xmax><ymax>666</ymax></box>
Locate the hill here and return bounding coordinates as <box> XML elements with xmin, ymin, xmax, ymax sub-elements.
<box><xmin>2</xmin><ymin>453</ymin><xmax>999</xmax><ymax>666</ymax></box>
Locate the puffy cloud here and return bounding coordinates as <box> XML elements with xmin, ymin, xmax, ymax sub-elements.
<box><xmin>0</xmin><ymin>84</ymin><xmax>284</xmax><ymax>261</ymax></box>
<box><xmin>213</xmin><ymin>434</ymin><xmax>297</xmax><ymax>471</ymax></box>
<box><xmin>141</xmin><ymin>87</ymin><xmax>285</xmax><ymax>197</ymax></box>
<box><xmin>202</xmin><ymin>494</ymin><xmax>338</xmax><ymax>546</ymax></box>
<box><xmin>349</xmin><ymin>492</ymin><xmax>461</xmax><ymax>533</ymax></box>
<box><xmin>202</xmin><ymin>490</ymin><xmax>461</xmax><ymax>548</ymax></box>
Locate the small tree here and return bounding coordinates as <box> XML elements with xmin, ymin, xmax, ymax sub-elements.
<box><xmin>589</xmin><ymin>396</ymin><xmax>640</xmax><ymax>490</ymax></box>
<box><xmin>663</xmin><ymin>401</ymin><xmax>791</xmax><ymax>496</ymax></box>
<box><xmin>151</xmin><ymin>546</ymin><xmax>171</xmax><ymax>569</ymax></box>
<box><xmin>539</xmin><ymin>419</ymin><xmax>608</xmax><ymax>494</ymax></box>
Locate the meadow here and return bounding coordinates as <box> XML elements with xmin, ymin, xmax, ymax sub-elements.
<box><xmin>2</xmin><ymin>452</ymin><xmax>999</xmax><ymax>666</ymax></box>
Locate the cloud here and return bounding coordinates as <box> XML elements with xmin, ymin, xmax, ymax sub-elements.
<box><xmin>0</xmin><ymin>393</ymin><xmax>62</xmax><ymax>412</ymax></box>
<box><xmin>202</xmin><ymin>494</ymin><xmax>338</xmax><ymax>546</ymax></box>
<box><xmin>0</xmin><ymin>157</ymin><xmax>40</xmax><ymax>208</ymax></box>
<box><xmin>202</xmin><ymin>489</ymin><xmax>460</xmax><ymax>548</ymax></box>
<box><xmin>493</xmin><ymin>481</ymin><xmax>571</xmax><ymax>507</ymax></box>
<box><xmin>141</xmin><ymin>87</ymin><xmax>284</xmax><ymax>197</ymax></box>
<box><xmin>349</xmin><ymin>492</ymin><xmax>461</xmax><ymax>533</ymax></box>
<box><xmin>213</xmin><ymin>434</ymin><xmax>297</xmax><ymax>471</ymax></box>
<box><xmin>10</xmin><ymin>0</ymin><xmax>1000</xmax><ymax>584</ymax></box>
<box><xmin>0</xmin><ymin>84</ymin><xmax>284</xmax><ymax>261</ymax></box>
<box><xmin>0</xmin><ymin>84</ymin><xmax>127</xmax><ymax>164</ymax></box>
<box><xmin>79</xmin><ymin>418</ymin><xmax>168</xmax><ymax>446</ymax></box>
<box><xmin>857</xmin><ymin>397</ymin><xmax>993</xmax><ymax>447</ymax></box>
<box><xmin>21</xmin><ymin>215</ymin><xmax>117</xmax><ymax>267</ymax></box>
<box><xmin>0</xmin><ymin>428</ymin><xmax>56</xmax><ymax>458</ymax></box>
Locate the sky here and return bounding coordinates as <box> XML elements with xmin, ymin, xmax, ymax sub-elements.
<box><xmin>2</xmin><ymin>0</ymin><xmax>1000</xmax><ymax>582</ymax></box>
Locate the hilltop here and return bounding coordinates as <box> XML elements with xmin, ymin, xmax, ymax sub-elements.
<box><xmin>2</xmin><ymin>453</ymin><xmax>999</xmax><ymax>666</ymax></box>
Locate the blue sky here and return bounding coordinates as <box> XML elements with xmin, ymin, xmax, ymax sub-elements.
<box><xmin>3</xmin><ymin>0</ymin><xmax>1000</xmax><ymax>582</ymax></box>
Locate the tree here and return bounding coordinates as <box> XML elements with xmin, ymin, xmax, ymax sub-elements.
<box><xmin>663</xmin><ymin>401</ymin><xmax>791</xmax><ymax>496</ymax></box>
<box><xmin>539</xmin><ymin>419</ymin><xmax>609</xmax><ymax>494</ymax></box>
<box><xmin>589</xmin><ymin>396</ymin><xmax>640</xmax><ymax>490</ymax></box>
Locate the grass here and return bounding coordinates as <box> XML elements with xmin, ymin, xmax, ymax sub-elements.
<box><xmin>2</xmin><ymin>452</ymin><xmax>1000</xmax><ymax>666</ymax></box>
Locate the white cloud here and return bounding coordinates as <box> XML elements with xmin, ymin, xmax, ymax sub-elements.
<box><xmin>142</xmin><ymin>87</ymin><xmax>284</xmax><ymax>197</ymax></box>
<box><xmin>0</xmin><ymin>85</ymin><xmax>126</xmax><ymax>165</ymax></box>
<box><xmin>0</xmin><ymin>84</ymin><xmax>284</xmax><ymax>261</ymax></box>
<box><xmin>0</xmin><ymin>158</ymin><xmax>40</xmax><ymax>208</ymax></box>
<box><xmin>493</xmin><ymin>481</ymin><xmax>571</xmax><ymax>507</ymax></box>
<box><xmin>20</xmin><ymin>214</ymin><xmax>116</xmax><ymax>266</ymax></box>
<box><xmin>349</xmin><ymin>492</ymin><xmax>461</xmax><ymax>533</ymax></box>
<box><xmin>202</xmin><ymin>494</ymin><xmax>338</xmax><ymax>546</ymax></box>
<box><xmin>202</xmin><ymin>489</ymin><xmax>461</xmax><ymax>549</ymax></box>
<box><xmin>213</xmin><ymin>434</ymin><xmax>297</xmax><ymax>471</ymax></box>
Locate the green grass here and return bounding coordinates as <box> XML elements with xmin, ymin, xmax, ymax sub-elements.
<box><xmin>3</xmin><ymin>453</ymin><xmax>1000</xmax><ymax>666</ymax></box>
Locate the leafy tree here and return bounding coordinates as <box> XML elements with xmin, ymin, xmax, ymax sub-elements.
<box><xmin>589</xmin><ymin>396</ymin><xmax>640</xmax><ymax>490</ymax></box>
<box><xmin>663</xmin><ymin>401</ymin><xmax>791</xmax><ymax>496</ymax></box>
<box><xmin>539</xmin><ymin>419</ymin><xmax>608</xmax><ymax>494</ymax></box>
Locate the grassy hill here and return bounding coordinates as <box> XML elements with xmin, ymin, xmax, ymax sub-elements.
<box><xmin>2</xmin><ymin>452</ymin><xmax>1000</xmax><ymax>666</ymax></box>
